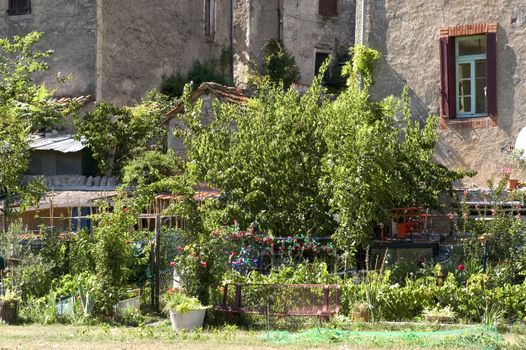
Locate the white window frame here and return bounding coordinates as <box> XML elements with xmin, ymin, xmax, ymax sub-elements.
<box><xmin>455</xmin><ymin>35</ymin><xmax>487</xmax><ymax>118</ymax></box>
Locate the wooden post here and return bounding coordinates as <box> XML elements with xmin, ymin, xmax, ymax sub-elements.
<box><xmin>322</xmin><ymin>286</ymin><xmax>329</xmax><ymax>313</ymax></box>
<box><xmin>50</xmin><ymin>195</ymin><xmax>54</xmax><ymax>230</ymax></box>
<box><xmin>77</xmin><ymin>199</ymin><xmax>81</xmax><ymax>232</ymax></box>
<box><xmin>235</xmin><ymin>284</ymin><xmax>242</xmax><ymax>309</ymax></box>
<box><xmin>153</xmin><ymin>215</ymin><xmax>161</xmax><ymax>311</ymax></box>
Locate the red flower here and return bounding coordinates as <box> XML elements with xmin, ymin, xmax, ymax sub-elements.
<box><xmin>457</xmin><ymin>264</ymin><xmax>465</xmax><ymax>271</ymax></box>
<box><xmin>177</xmin><ymin>245</ymin><xmax>182</xmax><ymax>253</ymax></box>
<box><xmin>170</xmin><ymin>261</ymin><xmax>175</xmax><ymax>267</ymax></box>
<box><xmin>123</xmin><ymin>207</ymin><xmax>129</xmax><ymax>213</ymax></box>
<box><xmin>200</xmin><ymin>261</ymin><xmax>207</xmax><ymax>268</ymax></box>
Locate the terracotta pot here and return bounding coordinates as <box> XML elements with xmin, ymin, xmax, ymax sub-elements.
<box><xmin>508</xmin><ymin>179</ymin><xmax>519</xmax><ymax>190</ymax></box>
<box><xmin>0</xmin><ymin>300</ymin><xmax>18</xmax><ymax>324</ymax></box>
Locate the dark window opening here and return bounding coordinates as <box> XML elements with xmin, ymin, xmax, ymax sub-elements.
<box><xmin>319</xmin><ymin>0</ymin><xmax>338</xmax><ymax>17</ymax></box>
<box><xmin>7</xmin><ymin>0</ymin><xmax>31</xmax><ymax>16</ymax></box>
<box><xmin>205</xmin><ymin>0</ymin><xmax>214</xmax><ymax>37</ymax></box>
<box><xmin>315</xmin><ymin>52</ymin><xmax>330</xmax><ymax>82</ymax></box>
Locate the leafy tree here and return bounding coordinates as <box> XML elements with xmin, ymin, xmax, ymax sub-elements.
<box><xmin>322</xmin><ymin>46</ymin><xmax>466</xmax><ymax>249</ymax></box>
<box><xmin>75</xmin><ymin>90</ymin><xmax>173</xmax><ymax>177</ymax></box>
<box><xmin>176</xmin><ymin>77</ymin><xmax>335</xmax><ymax>236</ymax></box>
<box><xmin>260</xmin><ymin>39</ymin><xmax>301</xmax><ymax>89</ymax></box>
<box><xmin>161</xmin><ymin>59</ymin><xmax>229</xmax><ymax>98</ymax></box>
<box><xmin>0</xmin><ymin>32</ymin><xmax>73</xmax><ymax>230</ymax></box>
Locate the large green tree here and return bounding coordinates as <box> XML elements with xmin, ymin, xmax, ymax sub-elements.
<box><xmin>177</xmin><ymin>77</ymin><xmax>335</xmax><ymax>236</ymax></box>
<box><xmin>176</xmin><ymin>46</ymin><xmax>465</xmax><ymax>243</ymax></box>
<box><xmin>322</xmin><ymin>46</ymin><xmax>465</xmax><ymax>248</ymax></box>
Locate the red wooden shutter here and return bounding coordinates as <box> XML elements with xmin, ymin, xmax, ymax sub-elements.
<box><xmin>439</xmin><ymin>36</ymin><xmax>456</xmax><ymax>118</ymax></box>
<box><xmin>486</xmin><ymin>32</ymin><xmax>497</xmax><ymax>117</ymax></box>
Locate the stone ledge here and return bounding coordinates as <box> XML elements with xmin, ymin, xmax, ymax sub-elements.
<box><xmin>439</xmin><ymin>116</ymin><xmax>497</xmax><ymax>129</ymax></box>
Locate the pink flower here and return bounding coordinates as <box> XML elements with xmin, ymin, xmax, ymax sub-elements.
<box><xmin>457</xmin><ymin>264</ymin><xmax>465</xmax><ymax>271</ymax></box>
<box><xmin>170</xmin><ymin>261</ymin><xmax>175</xmax><ymax>267</ymax></box>
<box><xmin>177</xmin><ymin>245</ymin><xmax>182</xmax><ymax>253</ymax></box>
<box><xmin>200</xmin><ymin>261</ymin><xmax>207</xmax><ymax>268</ymax></box>
<box><xmin>502</xmin><ymin>167</ymin><xmax>513</xmax><ymax>175</ymax></box>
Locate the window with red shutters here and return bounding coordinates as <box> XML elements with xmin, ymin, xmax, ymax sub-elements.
<box><xmin>7</xmin><ymin>0</ymin><xmax>31</xmax><ymax>15</ymax></box>
<box><xmin>440</xmin><ymin>23</ymin><xmax>497</xmax><ymax>121</ymax></box>
<box><xmin>319</xmin><ymin>0</ymin><xmax>338</xmax><ymax>17</ymax></box>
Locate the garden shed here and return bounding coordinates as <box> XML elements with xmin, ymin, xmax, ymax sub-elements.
<box><xmin>163</xmin><ymin>82</ymin><xmax>249</xmax><ymax>157</ymax></box>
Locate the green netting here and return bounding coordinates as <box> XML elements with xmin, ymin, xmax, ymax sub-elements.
<box><xmin>264</xmin><ymin>326</ymin><xmax>502</xmax><ymax>349</ymax></box>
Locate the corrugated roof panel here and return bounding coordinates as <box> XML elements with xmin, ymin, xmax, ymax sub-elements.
<box><xmin>29</xmin><ymin>134</ymin><xmax>86</xmax><ymax>153</ymax></box>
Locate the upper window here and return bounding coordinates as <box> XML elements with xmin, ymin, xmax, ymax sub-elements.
<box><xmin>7</xmin><ymin>0</ymin><xmax>31</xmax><ymax>16</ymax></box>
<box><xmin>455</xmin><ymin>36</ymin><xmax>487</xmax><ymax>117</ymax></box>
<box><xmin>204</xmin><ymin>0</ymin><xmax>215</xmax><ymax>38</ymax></box>
<box><xmin>439</xmin><ymin>24</ymin><xmax>497</xmax><ymax>120</ymax></box>
<box><xmin>319</xmin><ymin>0</ymin><xmax>338</xmax><ymax>17</ymax></box>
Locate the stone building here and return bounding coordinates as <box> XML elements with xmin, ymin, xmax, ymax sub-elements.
<box><xmin>0</xmin><ymin>0</ymin><xmax>356</xmax><ymax>105</ymax></box>
<box><xmin>233</xmin><ymin>0</ymin><xmax>356</xmax><ymax>87</ymax></box>
<box><xmin>358</xmin><ymin>0</ymin><xmax>526</xmax><ymax>186</ymax></box>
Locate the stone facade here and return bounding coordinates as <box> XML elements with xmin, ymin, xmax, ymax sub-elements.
<box><xmin>282</xmin><ymin>0</ymin><xmax>355</xmax><ymax>85</ymax></box>
<box><xmin>233</xmin><ymin>0</ymin><xmax>356</xmax><ymax>86</ymax></box>
<box><xmin>0</xmin><ymin>0</ymin><xmax>356</xmax><ymax>104</ymax></box>
<box><xmin>0</xmin><ymin>0</ymin><xmax>97</xmax><ymax>97</ymax></box>
<box><xmin>360</xmin><ymin>0</ymin><xmax>526</xmax><ymax>186</ymax></box>
<box><xmin>96</xmin><ymin>0</ymin><xmax>232</xmax><ymax>105</ymax></box>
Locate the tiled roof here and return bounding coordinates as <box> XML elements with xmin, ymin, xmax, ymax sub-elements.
<box><xmin>49</xmin><ymin>95</ymin><xmax>92</xmax><ymax>106</ymax></box>
<box><xmin>29</xmin><ymin>134</ymin><xmax>86</xmax><ymax>153</ymax></box>
<box><xmin>155</xmin><ymin>190</ymin><xmax>221</xmax><ymax>202</ymax></box>
<box><xmin>164</xmin><ymin>82</ymin><xmax>249</xmax><ymax>124</ymax></box>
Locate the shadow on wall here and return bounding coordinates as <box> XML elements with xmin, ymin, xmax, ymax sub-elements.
<box><xmin>366</xmin><ymin>0</ymin><xmax>431</xmax><ymax>125</ymax></box>
<box><xmin>497</xmin><ymin>25</ymin><xmax>517</xmax><ymax>136</ymax></box>
<box><xmin>366</xmin><ymin>1</ymin><xmax>518</xmax><ymax>171</ymax></box>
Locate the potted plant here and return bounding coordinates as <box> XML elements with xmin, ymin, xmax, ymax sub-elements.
<box><xmin>423</xmin><ymin>305</ymin><xmax>456</xmax><ymax>323</ymax></box>
<box><xmin>0</xmin><ymin>290</ymin><xmax>20</xmax><ymax>324</ymax></box>
<box><xmin>163</xmin><ymin>288</ymin><xmax>207</xmax><ymax>331</ymax></box>
<box><xmin>351</xmin><ymin>302</ymin><xmax>369</xmax><ymax>322</ymax></box>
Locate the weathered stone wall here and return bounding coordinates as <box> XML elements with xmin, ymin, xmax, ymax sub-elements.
<box><xmin>233</xmin><ymin>0</ymin><xmax>280</xmax><ymax>87</ymax></box>
<box><xmin>97</xmin><ymin>0</ymin><xmax>232</xmax><ymax>105</ymax></box>
<box><xmin>167</xmin><ymin>92</ymin><xmax>217</xmax><ymax>157</ymax></box>
<box><xmin>282</xmin><ymin>0</ymin><xmax>355</xmax><ymax>85</ymax></box>
<box><xmin>362</xmin><ymin>0</ymin><xmax>526</xmax><ymax>187</ymax></box>
<box><xmin>0</xmin><ymin>0</ymin><xmax>97</xmax><ymax>97</ymax></box>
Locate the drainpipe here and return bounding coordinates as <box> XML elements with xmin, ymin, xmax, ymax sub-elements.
<box><xmin>360</xmin><ymin>0</ymin><xmax>365</xmax><ymax>46</ymax></box>
<box><xmin>230</xmin><ymin>0</ymin><xmax>234</xmax><ymax>85</ymax></box>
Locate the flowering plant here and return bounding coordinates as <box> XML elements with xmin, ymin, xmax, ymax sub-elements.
<box><xmin>162</xmin><ymin>288</ymin><xmax>205</xmax><ymax>314</ymax></box>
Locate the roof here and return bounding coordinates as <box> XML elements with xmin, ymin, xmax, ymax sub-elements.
<box><xmin>49</xmin><ymin>95</ymin><xmax>92</xmax><ymax>106</ymax></box>
<box><xmin>36</xmin><ymin>190</ymin><xmax>118</xmax><ymax>209</ymax></box>
<box><xmin>156</xmin><ymin>190</ymin><xmax>221</xmax><ymax>202</ymax></box>
<box><xmin>29</xmin><ymin>134</ymin><xmax>86</xmax><ymax>153</ymax></box>
<box><xmin>163</xmin><ymin>82</ymin><xmax>249</xmax><ymax>124</ymax></box>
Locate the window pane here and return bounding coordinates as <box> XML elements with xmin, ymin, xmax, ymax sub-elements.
<box><xmin>475</xmin><ymin>77</ymin><xmax>486</xmax><ymax>114</ymax></box>
<box><xmin>475</xmin><ymin>60</ymin><xmax>486</xmax><ymax>78</ymax></box>
<box><xmin>458</xmin><ymin>37</ymin><xmax>486</xmax><ymax>56</ymax></box>
<box><xmin>459</xmin><ymin>80</ymin><xmax>471</xmax><ymax>96</ymax></box>
<box><xmin>458</xmin><ymin>63</ymin><xmax>471</xmax><ymax>79</ymax></box>
<box><xmin>459</xmin><ymin>96</ymin><xmax>471</xmax><ymax>113</ymax></box>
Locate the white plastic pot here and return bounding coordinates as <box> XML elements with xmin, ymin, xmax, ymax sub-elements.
<box><xmin>169</xmin><ymin>308</ymin><xmax>206</xmax><ymax>331</ymax></box>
